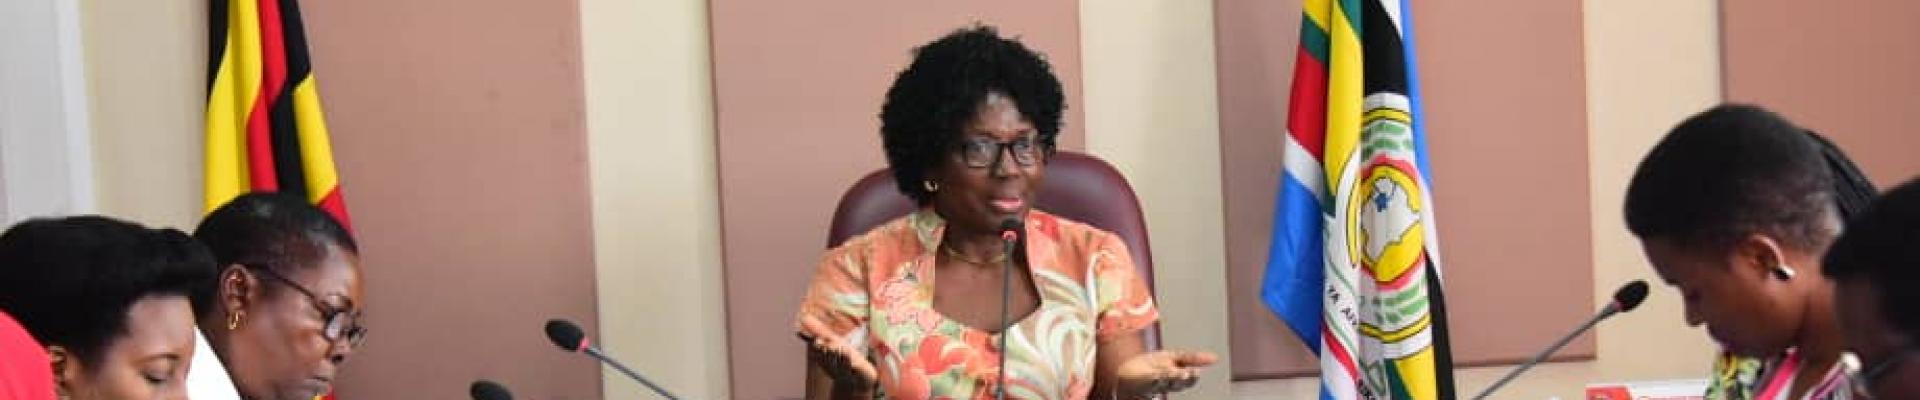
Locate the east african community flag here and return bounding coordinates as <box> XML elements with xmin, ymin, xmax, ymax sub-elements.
<box><xmin>1262</xmin><ymin>0</ymin><xmax>1456</xmax><ymax>399</ymax></box>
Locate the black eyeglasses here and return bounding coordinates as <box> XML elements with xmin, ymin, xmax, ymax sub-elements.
<box><xmin>245</xmin><ymin>265</ymin><xmax>367</xmax><ymax>349</ymax></box>
<box><xmin>955</xmin><ymin>134</ymin><xmax>1046</xmax><ymax>169</ymax></box>
<box><xmin>1843</xmin><ymin>346</ymin><xmax>1916</xmax><ymax>399</ymax></box>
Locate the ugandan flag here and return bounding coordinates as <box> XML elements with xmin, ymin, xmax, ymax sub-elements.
<box><xmin>204</xmin><ymin>0</ymin><xmax>352</xmax><ymax>232</ymax></box>
<box><xmin>206</xmin><ymin>1</ymin><xmax>350</xmax><ymax>399</ymax></box>
<box><xmin>1262</xmin><ymin>0</ymin><xmax>1455</xmax><ymax>399</ymax></box>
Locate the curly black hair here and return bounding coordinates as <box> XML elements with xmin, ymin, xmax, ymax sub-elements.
<box><xmin>1624</xmin><ymin>104</ymin><xmax>1875</xmax><ymax>253</ymax></box>
<box><xmin>0</xmin><ymin>216</ymin><xmax>216</xmax><ymax>365</ymax></box>
<box><xmin>1824</xmin><ymin>177</ymin><xmax>1920</xmax><ymax>337</ymax></box>
<box><xmin>192</xmin><ymin>192</ymin><xmax>357</xmax><ymax>314</ymax></box>
<box><xmin>880</xmin><ymin>25</ymin><xmax>1065</xmax><ymax>204</ymax></box>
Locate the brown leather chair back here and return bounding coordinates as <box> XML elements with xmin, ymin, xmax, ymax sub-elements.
<box><xmin>825</xmin><ymin>151</ymin><xmax>1162</xmax><ymax>350</ymax></box>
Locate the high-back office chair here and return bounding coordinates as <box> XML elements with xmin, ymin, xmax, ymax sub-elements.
<box><xmin>824</xmin><ymin>151</ymin><xmax>1165</xmax><ymax>353</ymax></box>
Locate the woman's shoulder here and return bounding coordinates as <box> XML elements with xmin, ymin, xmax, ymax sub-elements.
<box><xmin>824</xmin><ymin>212</ymin><xmax>932</xmax><ymax>266</ymax></box>
<box><xmin>1029</xmin><ymin>210</ymin><xmax>1126</xmax><ymax>251</ymax></box>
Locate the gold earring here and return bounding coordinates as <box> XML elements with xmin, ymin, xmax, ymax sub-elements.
<box><xmin>227</xmin><ymin>310</ymin><xmax>244</xmax><ymax>330</ymax></box>
<box><xmin>923</xmin><ymin>180</ymin><xmax>940</xmax><ymax>192</ymax></box>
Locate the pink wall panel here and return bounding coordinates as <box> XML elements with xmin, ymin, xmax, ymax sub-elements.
<box><xmin>1723</xmin><ymin>0</ymin><xmax>1920</xmax><ymax>186</ymax></box>
<box><xmin>302</xmin><ymin>0</ymin><xmax>602</xmax><ymax>397</ymax></box>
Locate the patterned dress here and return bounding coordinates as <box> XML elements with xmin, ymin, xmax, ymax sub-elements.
<box><xmin>796</xmin><ymin>209</ymin><xmax>1160</xmax><ymax>400</ymax></box>
<box><xmin>1708</xmin><ymin>351</ymin><xmax>1853</xmax><ymax>400</ymax></box>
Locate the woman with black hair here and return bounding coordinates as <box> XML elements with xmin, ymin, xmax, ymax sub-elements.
<box><xmin>188</xmin><ymin>192</ymin><xmax>365</xmax><ymax>400</ymax></box>
<box><xmin>0</xmin><ymin>216</ymin><xmax>217</xmax><ymax>400</ymax></box>
<box><xmin>1822</xmin><ymin>178</ymin><xmax>1920</xmax><ymax>399</ymax></box>
<box><xmin>1625</xmin><ymin>104</ymin><xmax>1876</xmax><ymax>400</ymax></box>
<box><xmin>793</xmin><ymin>25</ymin><xmax>1216</xmax><ymax>399</ymax></box>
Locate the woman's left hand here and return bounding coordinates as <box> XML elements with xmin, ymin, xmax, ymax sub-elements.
<box><xmin>1114</xmin><ymin>349</ymin><xmax>1218</xmax><ymax>397</ymax></box>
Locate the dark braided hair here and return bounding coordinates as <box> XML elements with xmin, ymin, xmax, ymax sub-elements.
<box><xmin>1625</xmin><ymin>104</ymin><xmax>1875</xmax><ymax>253</ymax></box>
<box><xmin>1803</xmin><ymin>130</ymin><xmax>1876</xmax><ymax>220</ymax></box>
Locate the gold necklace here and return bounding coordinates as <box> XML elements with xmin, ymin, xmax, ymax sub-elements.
<box><xmin>942</xmin><ymin>245</ymin><xmax>1008</xmax><ymax>264</ymax></box>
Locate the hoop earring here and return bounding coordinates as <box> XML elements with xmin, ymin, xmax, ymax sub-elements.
<box><xmin>227</xmin><ymin>310</ymin><xmax>245</xmax><ymax>330</ymax></box>
<box><xmin>923</xmin><ymin>180</ymin><xmax>940</xmax><ymax>192</ymax></box>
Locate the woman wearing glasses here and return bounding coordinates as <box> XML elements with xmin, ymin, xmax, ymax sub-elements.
<box><xmin>1624</xmin><ymin>104</ymin><xmax>1876</xmax><ymax>400</ymax></box>
<box><xmin>0</xmin><ymin>216</ymin><xmax>216</xmax><ymax>400</ymax></box>
<box><xmin>189</xmin><ymin>193</ymin><xmax>365</xmax><ymax>400</ymax></box>
<box><xmin>1822</xmin><ymin>178</ymin><xmax>1920</xmax><ymax>399</ymax></box>
<box><xmin>795</xmin><ymin>25</ymin><xmax>1216</xmax><ymax>400</ymax></box>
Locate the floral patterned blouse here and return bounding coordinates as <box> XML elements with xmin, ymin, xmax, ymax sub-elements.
<box><xmin>1709</xmin><ymin>351</ymin><xmax>1853</xmax><ymax>400</ymax></box>
<box><xmin>795</xmin><ymin>209</ymin><xmax>1160</xmax><ymax>400</ymax></box>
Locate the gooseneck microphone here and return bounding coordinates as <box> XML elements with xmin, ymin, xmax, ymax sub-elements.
<box><xmin>996</xmin><ymin>218</ymin><xmax>1022</xmax><ymax>400</ymax></box>
<box><xmin>1470</xmin><ymin>280</ymin><xmax>1651</xmax><ymax>400</ymax></box>
<box><xmin>469</xmin><ymin>380</ymin><xmax>514</xmax><ymax>400</ymax></box>
<box><xmin>544</xmin><ymin>319</ymin><xmax>685</xmax><ymax>400</ymax></box>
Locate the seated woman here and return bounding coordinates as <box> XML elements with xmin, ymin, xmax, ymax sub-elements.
<box><xmin>0</xmin><ymin>216</ymin><xmax>217</xmax><ymax>400</ymax></box>
<box><xmin>187</xmin><ymin>193</ymin><xmax>366</xmax><ymax>400</ymax></box>
<box><xmin>795</xmin><ymin>25</ymin><xmax>1216</xmax><ymax>400</ymax></box>
<box><xmin>1821</xmin><ymin>178</ymin><xmax>1920</xmax><ymax>399</ymax></box>
<box><xmin>1624</xmin><ymin>104</ymin><xmax>1876</xmax><ymax>400</ymax></box>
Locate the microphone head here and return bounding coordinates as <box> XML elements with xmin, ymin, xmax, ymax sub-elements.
<box><xmin>1612</xmin><ymin>280</ymin><xmax>1650</xmax><ymax>312</ymax></box>
<box><xmin>999</xmin><ymin>218</ymin><xmax>1023</xmax><ymax>242</ymax></box>
<box><xmin>545</xmin><ymin>319</ymin><xmax>587</xmax><ymax>352</ymax></box>
<box><xmin>470</xmin><ymin>380</ymin><xmax>514</xmax><ymax>400</ymax></box>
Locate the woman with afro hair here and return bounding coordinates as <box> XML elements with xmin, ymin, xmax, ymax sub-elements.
<box><xmin>794</xmin><ymin>25</ymin><xmax>1218</xmax><ymax>400</ymax></box>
